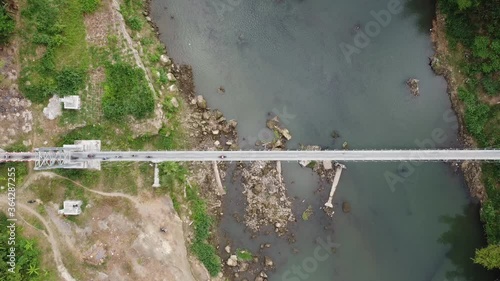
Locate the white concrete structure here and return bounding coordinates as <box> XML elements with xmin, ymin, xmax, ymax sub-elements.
<box><xmin>58</xmin><ymin>200</ymin><xmax>83</xmax><ymax>215</ymax></box>
<box><xmin>60</xmin><ymin>140</ymin><xmax>101</xmax><ymax>170</ymax></box>
<box><xmin>60</xmin><ymin>96</ymin><xmax>81</xmax><ymax>110</ymax></box>
<box><xmin>325</xmin><ymin>163</ymin><xmax>346</xmax><ymax>211</ymax></box>
<box><xmin>152</xmin><ymin>163</ymin><xmax>160</xmax><ymax>187</ymax></box>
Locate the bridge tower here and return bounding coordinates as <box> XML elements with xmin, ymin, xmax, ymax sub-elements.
<box><xmin>34</xmin><ymin>140</ymin><xmax>102</xmax><ymax>170</ymax></box>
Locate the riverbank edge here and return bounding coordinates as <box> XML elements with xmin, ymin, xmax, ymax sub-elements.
<box><xmin>430</xmin><ymin>9</ymin><xmax>488</xmax><ymax>203</ymax></box>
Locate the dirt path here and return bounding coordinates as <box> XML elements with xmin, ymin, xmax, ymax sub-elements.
<box><xmin>19</xmin><ymin>171</ymin><xmax>206</xmax><ymax>281</ymax></box>
<box><xmin>0</xmin><ymin>197</ymin><xmax>76</xmax><ymax>281</ymax></box>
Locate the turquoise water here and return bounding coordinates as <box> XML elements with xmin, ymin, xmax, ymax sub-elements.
<box><xmin>150</xmin><ymin>0</ymin><xmax>496</xmax><ymax>280</ymax></box>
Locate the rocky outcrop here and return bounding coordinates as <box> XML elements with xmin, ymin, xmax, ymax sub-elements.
<box><xmin>240</xmin><ymin>161</ymin><xmax>295</xmax><ymax>235</ymax></box>
<box><xmin>266</xmin><ymin>116</ymin><xmax>292</xmax><ymax>142</ymax></box>
<box><xmin>406</xmin><ymin>78</ymin><xmax>420</xmax><ymax>96</ymax></box>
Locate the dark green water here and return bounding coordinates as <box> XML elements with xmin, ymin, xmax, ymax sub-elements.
<box><xmin>150</xmin><ymin>0</ymin><xmax>496</xmax><ymax>280</ymax></box>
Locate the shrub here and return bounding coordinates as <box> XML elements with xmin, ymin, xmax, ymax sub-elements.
<box><xmin>482</xmin><ymin>75</ymin><xmax>500</xmax><ymax>96</ymax></box>
<box><xmin>56</xmin><ymin>67</ymin><xmax>85</xmax><ymax>95</ymax></box>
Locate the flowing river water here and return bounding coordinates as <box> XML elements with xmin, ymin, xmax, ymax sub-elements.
<box><xmin>150</xmin><ymin>0</ymin><xmax>496</xmax><ymax>280</ymax></box>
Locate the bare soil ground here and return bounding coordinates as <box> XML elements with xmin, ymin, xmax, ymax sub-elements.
<box><xmin>15</xmin><ymin>172</ymin><xmax>209</xmax><ymax>281</ymax></box>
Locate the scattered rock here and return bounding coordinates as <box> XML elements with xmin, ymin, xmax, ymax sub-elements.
<box><xmin>238</xmin><ymin>262</ymin><xmax>249</xmax><ymax>272</ymax></box>
<box><xmin>168</xmin><ymin>84</ymin><xmax>178</xmax><ymax>92</ymax></box>
<box><xmin>264</xmin><ymin>256</ymin><xmax>273</xmax><ymax>267</ymax></box>
<box><xmin>299</xmin><ymin>160</ymin><xmax>312</xmax><ymax>167</ymax></box>
<box><xmin>170</xmin><ymin>97</ymin><xmax>179</xmax><ymax>108</ymax></box>
<box><xmin>406</xmin><ymin>78</ymin><xmax>420</xmax><ymax>96</ymax></box>
<box><xmin>331</xmin><ymin>130</ymin><xmax>340</xmax><ymax>139</ymax></box>
<box><xmin>228</xmin><ymin>119</ymin><xmax>238</xmax><ymax>128</ymax></box>
<box><xmin>160</xmin><ymin>54</ymin><xmax>171</xmax><ymax>65</ymax></box>
<box><xmin>227</xmin><ymin>255</ymin><xmax>238</xmax><ymax>267</ymax></box>
<box><xmin>342</xmin><ymin>141</ymin><xmax>348</xmax><ymax>150</ymax></box>
<box><xmin>146</xmin><ymin>16</ymin><xmax>152</xmax><ymax>22</ymax></box>
<box><xmin>196</xmin><ymin>95</ymin><xmax>207</xmax><ymax>109</ymax></box>
<box><xmin>218</xmin><ymin>86</ymin><xmax>225</xmax><ymax>94</ymax></box>
<box><xmin>167</xmin><ymin>73</ymin><xmax>176</xmax><ymax>82</ymax></box>
<box><xmin>212</xmin><ymin>130</ymin><xmax>219</xmax><ymax>135</ymax></box>
<box><xmin>225</xmin><ymin>245</ymin><xmax>231</xmax><ymax>254</ymax></box>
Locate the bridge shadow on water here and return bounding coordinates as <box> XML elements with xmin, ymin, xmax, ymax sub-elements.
<box><xmin>438</xmin><ymin>203</ymin><xmax>500</xmax><ymax>281</ymax></box>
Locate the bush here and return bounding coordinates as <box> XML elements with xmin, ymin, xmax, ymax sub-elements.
<box><xmin>56</xmin><ymin>67</ymin><xmax>85</xmax><ymax>95</ymax></box>
<box><xmin>482</xmin><ymin>75</ymin><xmax>500</xmax><ymax>96</ymax></box>
<box><xmin>0</xmin><ymin>4</ymin><xmax>15</xmax><ymax>45</ymax></box>
<box><xmin>474</xmin><ymin>244</ymin><xmax>500</xmax><ymax>270</ymax></box>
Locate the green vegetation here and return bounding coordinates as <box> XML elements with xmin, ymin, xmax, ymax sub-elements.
<box><xmin>19</xmin><ymin>0</ymin><xmax>90</xmax><ymax>103</ymax></box>
<box><xmin>474</xmin><ymin>244</ymin><xmax>500</xmax><ymax>270</ymax></box>
<box><xmin>0</xmin><ymin>212</ymin><xmax>51</xmax><ymax>280</ymax></box>
<box><xmin>102</xmin><ymin>62</ymin><xmax>154</xmax><ymax>121</ymax></box>
<box><xmin>121</xmin><ymin>0</ymin><xmax>145</xmax><ymax>31</ymax></box>
<box><xmin>0</xmin><ymin>0</ymin><xmax>15</xmax><ymax>45</ymax></box>
<box><xmin>186</xmin><ymin>185</ymin><xmax>221</xmax><ymax>276</ymax></box>
<box><xmin>79</xmin><ymin>0</ymin><xmax>100</xmax><ymax>13</ymax></box>
<box><xmin>306</xmin><ymin>161</ymin><xmax>317</xmax><ymax>169</ymax></box>
<box><xmin>0</xmin><ymin>143</ymin><xmax>29</xmax><ymax>192</ymax></box>
<box><xmin>236</xmin><ymin>249</ymin><xmax>253</xmax><ymax>261</ymax></box>
<box><xmin>158</xmin><ymin>162</ymin><xmax>221</xmax><ymax>276</ymax></box>
<box><xmin>302</xmin><ymin>205</ymin><xmax>314</xmax><ymax>221</ymax></box>
<box><xmin>439</xmin><ymin>0</ymin><xmax>500</xmax><ymax>270</ymax></box>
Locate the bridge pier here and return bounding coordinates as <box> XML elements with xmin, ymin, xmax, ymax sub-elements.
<box><xmin>324</xmin><ymin>163</ymin><xmax>346</xmax><ymax>213</ymax></box>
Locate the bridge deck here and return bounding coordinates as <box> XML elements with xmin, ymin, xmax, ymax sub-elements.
<box><xmin>1</xmin><ymin>149</ymin><xmax>499</xmax><ymax>163</ymax></box>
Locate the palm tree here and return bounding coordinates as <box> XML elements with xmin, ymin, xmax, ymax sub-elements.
<box><xmin>24</xmin><ymin>240</ymin><xmax>33</xmax><ymax>251</ymax></box>
<box><xmin>28</xmin><ymin>264</ymin><xmax>39</xmax><ymax>276</ymax></box>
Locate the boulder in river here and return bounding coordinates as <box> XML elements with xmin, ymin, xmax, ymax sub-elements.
<box><xmin>342</xmin><ymin>201</ymin><xmax>351</xmax><ymax>213</ymax></box>
<box><xmin>196</xmin><ymin>95</ymin><xmax>207</xmax><ymax>109</ymax></box>
<box><xmin>406</xmin><ymin>78</ymin><xmax>420</xmax><ymax>96</ymax></box>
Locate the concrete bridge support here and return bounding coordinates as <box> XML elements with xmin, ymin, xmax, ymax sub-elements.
<box><xmin>324</xmin><ymin>163</ymin><xmax>346</xmax><ymax>213</ymax></box>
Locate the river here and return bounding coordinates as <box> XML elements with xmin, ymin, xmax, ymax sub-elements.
<box><xmin>150</xmin><ymin>0</ymin><xmax>495</xmax><ymax>280</ymax></box>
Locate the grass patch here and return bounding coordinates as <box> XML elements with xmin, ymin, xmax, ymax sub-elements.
<box><xmin>0</xmin><ymin>0</ymin><xmax>15</xmax><ymax>45</ymax></box>
<box><xmin>29</xmin><ymin>178</ymin><xmax>65</xmax><ymax>204</ymax></box>
<box><xmin>236</xmin><ymin>249</ymin><xmax>253</xmax><ymax>261</ymax></box>
<box><xmin>102</xmin><ymin>61</ymin><xmax>154</xmax><ymax>121</ymax></box>
<box><xmin>186</xmin><ymin>185</ymin><xmax>221</xmax><ymax>276</ymax></box>
<box><xmin>19</xmin><ymin>0</ymin><xmax>90</xmax><ymax>103</ymax></box>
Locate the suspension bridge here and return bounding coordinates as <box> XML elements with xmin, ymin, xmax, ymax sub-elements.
<box><xmin>0</xmin><ymin>140</ymin><xmax>498</xmax><ymax>170</ymax></box>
